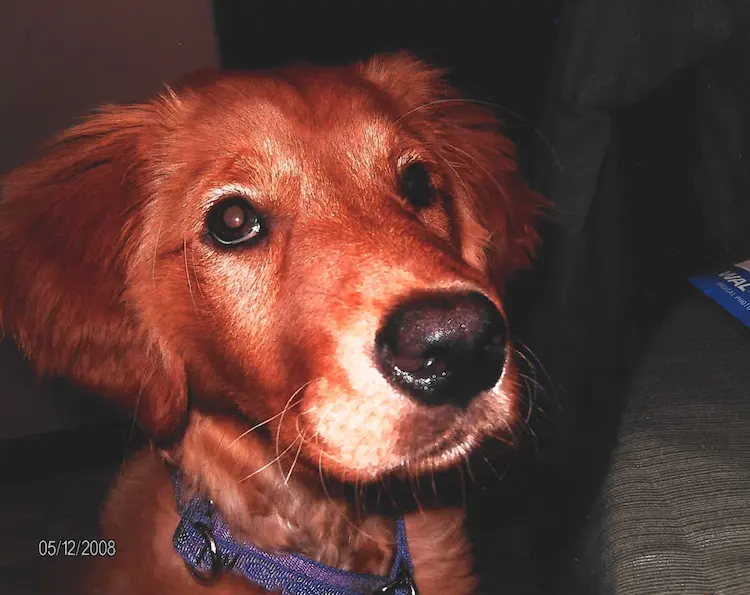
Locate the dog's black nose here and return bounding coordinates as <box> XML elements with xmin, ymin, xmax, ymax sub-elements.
<box><xmin>375</xmin><ymin>291</ymin><xmax>506</xmax><ymax>408</ymax></box>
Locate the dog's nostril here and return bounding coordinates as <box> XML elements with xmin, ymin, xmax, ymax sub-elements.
<box><xmin>375</xmin><ymin>291</ymin><xmax>506</xmax><ymax>408</ymax></box>
<box><xmin>393</xmin><ymin>352</ymin><xmax>449</xmax><ymax>379</ymax></box>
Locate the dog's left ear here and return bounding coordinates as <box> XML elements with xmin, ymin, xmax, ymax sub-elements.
<box><xmin>361</xmin><ymin>52</ymin><xmax>546</xmax><ymax>290</ymax></box>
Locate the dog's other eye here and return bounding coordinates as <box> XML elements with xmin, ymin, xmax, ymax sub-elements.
<box><xmin>206</xmin><ymin>196</ymin><xmax>264</xmax><ymax>246</ymax></box>
<box><xmin>399</xmin><ymin>162</ymin><xmax>436</xmax><ymax>209</ymax></box>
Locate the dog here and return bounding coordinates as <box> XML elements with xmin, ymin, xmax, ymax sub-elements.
<box><xmin>0</xmin><ymin>52</ymin><xmax>543</xmax><ymax>594</ymax></box>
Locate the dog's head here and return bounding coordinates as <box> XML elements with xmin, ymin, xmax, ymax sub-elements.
<box><xmin>0</xmin><ymin>53</ymin><xmax>543</xmax><ymax>483</ymax></box>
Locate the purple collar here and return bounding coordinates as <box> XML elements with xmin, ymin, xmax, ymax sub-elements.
<box><xmin>170</xmin><ymin>469</ymin><xmax>417</xmax><ymax>594</ymax></box>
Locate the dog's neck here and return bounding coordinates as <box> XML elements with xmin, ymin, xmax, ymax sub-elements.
<box><xmin>167</xmin><ymin>411</ymin><xmax>396</xmax><ymax>575</ymax></box>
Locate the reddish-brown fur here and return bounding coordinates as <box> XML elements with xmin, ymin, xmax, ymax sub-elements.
<box><xmin>0</xmin><ymin>53</ymin><xmax>543</xmax><ymax>594</ymax></box>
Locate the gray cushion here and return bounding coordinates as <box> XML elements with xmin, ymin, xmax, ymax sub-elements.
<box><xmin>568</xmin><ymin>291</ymin><xmax>750</xmax><ymax>594</ymax></box>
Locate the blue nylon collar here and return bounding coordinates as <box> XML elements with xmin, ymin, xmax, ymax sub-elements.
<box><xmin>170</xmin><ymin>469</ymin><xmax>417</xmax><ymax>594</ymax></box>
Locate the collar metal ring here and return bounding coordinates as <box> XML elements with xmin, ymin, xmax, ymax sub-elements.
<box><xmin>187</xmin><ymin>521</ymin><xmax>222</xmax><ymax>582</ymax></box>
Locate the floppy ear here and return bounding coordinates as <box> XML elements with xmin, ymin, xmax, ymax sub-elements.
<box><xmin>361</xmin><ymin>52</ymin><xmax>546</xmax><ymax>290</ymax></box>
<box><xmin>0</xmin><ymin>104</ymin><xmax>187</xmax><ymax>442</ymax></box>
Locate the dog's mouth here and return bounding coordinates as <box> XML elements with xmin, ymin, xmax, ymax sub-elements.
<box><xmin>298</xmin><ymin>391</ymin><xmax>513</xmax><ymax>484</ymax></box>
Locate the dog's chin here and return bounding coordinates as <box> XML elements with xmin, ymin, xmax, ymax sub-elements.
<box><xmin>308</xmin><ymin>421</ymin><xmax>501</xmax><ymax>484</ymax></box>
<box><xmin>402</xmin><ymin>428</ymin><xmax>484</xmax><ymax>475</ymax></box>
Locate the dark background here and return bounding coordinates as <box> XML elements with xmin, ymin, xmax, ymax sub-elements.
<box><xmin>213</xmin><ymin>2</ymin><xmax>562</xmax><ymax>168</ymax></box>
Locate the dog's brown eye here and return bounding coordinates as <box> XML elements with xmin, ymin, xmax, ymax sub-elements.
<box><xmin>206</xmin><ymin>196</ymin><xmax>264</xmax><ymax>247</ymax></box>
<box><xmin>400</xmin><ymin>162</ymin><xmax>436</xmax><ymax>209</ymax></box>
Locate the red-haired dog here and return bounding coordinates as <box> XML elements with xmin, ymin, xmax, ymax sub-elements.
<box><xmin>0</xmin><ymin>53</ymin><xmax>543</xmax><ymax>594</ymax></box>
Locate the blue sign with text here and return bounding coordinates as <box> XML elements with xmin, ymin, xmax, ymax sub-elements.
<box><xmin>690</xmin><ymin>261</ymin><xmax>750</xmax><ymax>328</ymax></box>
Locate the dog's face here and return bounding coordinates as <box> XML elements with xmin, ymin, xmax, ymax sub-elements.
<box><xmin>0</xmin><ymin>53</ymin><xmax>542</xmax><ymax>483</ymax></box>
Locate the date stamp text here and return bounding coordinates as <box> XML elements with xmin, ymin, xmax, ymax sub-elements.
<box><xmin>38</xmin><ymin>539</ymin><xmax>117</xmax><ymax>557</ymax></box>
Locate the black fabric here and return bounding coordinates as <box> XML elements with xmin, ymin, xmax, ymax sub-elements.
<box><xmin>525</xmin><ymin>0</ymin><xmax>750</xmax><ymax>447</ymax></box>
<box><xmin>694</xmin><ymin>32</ymin><xmax>750</xmax><ymax>258</ymax></box>
<box><xmin>561</xmin><ymin>290</ymin><xmax>750</xmax><ymax>594</ymax></box>
<box><xmin>513</xmin><ymin>1</ymin><xmax>750</xmax><ymax>590</ymax></box>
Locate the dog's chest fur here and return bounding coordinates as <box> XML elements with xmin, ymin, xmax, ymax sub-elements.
<box><xmin>77</xmin><ymin>450</ymin><xmax>478</xmax><ymax>595</ymax></box>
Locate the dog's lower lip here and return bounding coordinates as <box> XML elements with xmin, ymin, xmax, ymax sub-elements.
<box><xmin>410</xmin><ymin>425</ymin><xmax>470</xmax><ymax>462</ymax></box>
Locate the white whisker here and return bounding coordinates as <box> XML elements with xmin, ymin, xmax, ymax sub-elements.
<box><xmin>275</xmin><ymin>382</ymin><xmax>312</xmax><ymax>470</ymax></box>
<box><xmin>227</xmin><ymin>395</ymin><xmax>305</xmax><ymax>448</ymax></box>
<box><xmin>284</xmin><ymin>434</ymin><xmax>305</xmax><ymax>486</ymax></box>
<box><xmin>239</xmin><ymin>439</ymin><xmax>298</xmax><ymax>483</ymax></box>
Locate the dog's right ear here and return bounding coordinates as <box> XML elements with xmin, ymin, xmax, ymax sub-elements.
<box><xmin>0</xmin><ymin>102</ymin><xmax>188</xmax><ymax>442</ymax></box>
